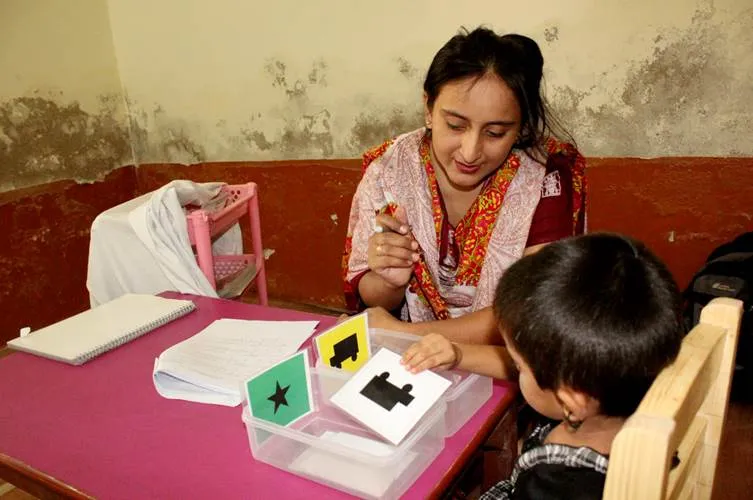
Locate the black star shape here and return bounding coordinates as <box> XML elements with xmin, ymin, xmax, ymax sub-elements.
<box><xmin>267</xmin><ymin>381</ymin><xmax>290</xmax><ymax>414</ymax></box>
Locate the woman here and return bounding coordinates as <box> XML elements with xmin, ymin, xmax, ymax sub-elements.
<box><xmin>342</xmin><ymin>27</ymin><xmax>586</xmax><ymax>344</ymax></box>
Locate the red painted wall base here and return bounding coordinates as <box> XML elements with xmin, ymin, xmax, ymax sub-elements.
<box><xmin>1</xmin><ymin>157</ymin><xmax>751</xmax><ymax>346</ymax></box>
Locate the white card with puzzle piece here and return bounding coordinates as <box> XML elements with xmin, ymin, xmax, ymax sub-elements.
<box><xmin>330</xmin><ymin>348</ymin><xmax>452</xmax><ymax>445</ymax></box>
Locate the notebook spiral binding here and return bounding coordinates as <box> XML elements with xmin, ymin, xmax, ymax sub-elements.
<box><xmin>78</xmin><ymin>302</ymin><xmax>196</xmax><ymax>364</ymax></box>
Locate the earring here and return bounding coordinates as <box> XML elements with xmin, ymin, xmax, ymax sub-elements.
<box><xmin>563</xmin><ymin>407</ymin><xmax>583</xmax><ymax>432</ymax></box>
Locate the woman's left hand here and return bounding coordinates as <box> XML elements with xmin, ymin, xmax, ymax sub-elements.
<box><xmin>401</xmin><ymin>333</ymin><xmax>460</xmax><ymax>373</ymax></box>
<box><xmin>366</xmin><ymin>306</ymin><xmax>406</xmax><ymax>332</ymax></box>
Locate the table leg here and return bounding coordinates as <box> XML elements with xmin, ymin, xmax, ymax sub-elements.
<box><xmin>440</xmin><ymin>396</ymin><xmax>523</xmax><ymax>499</ymax></box>
<box><xmin>481</xmin><ymin>396</ymin><xmax>522</xmax><ymax>491</ymax></box>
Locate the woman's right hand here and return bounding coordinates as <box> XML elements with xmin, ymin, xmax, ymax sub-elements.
<box><xmin>367</xmin><ymin>206</ymin><xmax>419</xmax><ymax>289</ymax></box>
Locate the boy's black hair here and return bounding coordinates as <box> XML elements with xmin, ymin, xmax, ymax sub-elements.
<box><xmin>493</xmin><ymin>233</ymin><xmax>683</xmax><ymax>417</ymax></box>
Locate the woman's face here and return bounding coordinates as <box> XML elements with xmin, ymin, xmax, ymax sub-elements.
<box><xmin>425</xmin><ymin>73</ymin><xmax>522</xmax><ymax>191</ymax></box>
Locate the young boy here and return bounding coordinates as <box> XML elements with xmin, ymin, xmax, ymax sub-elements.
<box><xmin>401</xmin><ymin>233</ymin><xmax>684</xmax><ymax>499</ymax></box>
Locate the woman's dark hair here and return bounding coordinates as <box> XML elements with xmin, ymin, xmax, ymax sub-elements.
<box><xmin>493</xmin><ymin>233</ymin><xmax>683</xmax><ymax>417</ymax></box>
<box><xmin>424</xmin><ymin>26</ymin><xmax>572</xmax><ymax>154</ymax></box>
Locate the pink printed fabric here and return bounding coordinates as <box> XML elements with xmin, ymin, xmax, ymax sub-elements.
<box><xmin>343</xmin><ymin>128</ymin><xmax>546</xmax><ymax>322</ymax></box>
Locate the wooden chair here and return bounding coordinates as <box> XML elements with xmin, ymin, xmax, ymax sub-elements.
<box><xmin>603</xmin><ymin>297</ymin><xmax>744</xmax><ymax>500</ymax></box>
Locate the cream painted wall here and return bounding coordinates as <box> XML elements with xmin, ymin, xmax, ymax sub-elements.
<box><xmin>107</xmin><ymin>0</ymin><xmax>753</xmax><ymax>162</ymax></box>
<box><xmin>2</xmin><ymin>0</ymin><xmax>751</xmax><ymax>191</ymax></box>
<box><xmin>0</xmin><ymin>0</ymin><xmax>133</xmax><ymax>191</ymax></box>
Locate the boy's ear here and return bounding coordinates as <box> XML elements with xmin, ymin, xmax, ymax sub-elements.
<box><xmin>556</xmin><ymin>385</ymin><xmax>599</xmax><ymax>420</ymax></box>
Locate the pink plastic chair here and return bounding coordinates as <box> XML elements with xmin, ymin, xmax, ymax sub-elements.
<box><xmin>185</xmin><ymin>182</ymin><xmax>268</xmax><ymax>305</ymax></box>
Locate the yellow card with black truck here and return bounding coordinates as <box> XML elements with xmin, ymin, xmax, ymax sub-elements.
<box><xmin>314</xmin><ymin>313</ymin><xmax>371</xmax><ymax>373</ymax></box>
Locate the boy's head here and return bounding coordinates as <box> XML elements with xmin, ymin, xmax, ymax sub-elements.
<box><xmin>494</xmin><ymin>233</ymin><xmax>683</xmax><ymax>423</ymax></box>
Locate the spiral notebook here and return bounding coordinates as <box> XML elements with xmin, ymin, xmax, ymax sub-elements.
<box><xmin>8</xmin><ymin>294</ymin><xmax>196</xmax><ymax>365</ymax></box>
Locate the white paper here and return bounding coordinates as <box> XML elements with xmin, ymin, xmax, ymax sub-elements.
<box><xmin>330</xmin><ymin>348</ymin><xmax>451</xmax><ymax>445</ymax></box>
<box><xmin>289</xmin><ymin>431</ymin><xmax>417</xmax><ymax>498</ymax></box>
<box><xmin>153</xmin><ymin>318</ymin><xmax>318</xmax><ymax>406</ymax></box>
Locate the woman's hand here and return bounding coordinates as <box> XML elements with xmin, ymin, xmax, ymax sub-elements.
<box><xmin>366</xmin><ymin>306</ymin><xmax>406</xmax><ymax>331</ymax></box>
<box><xmin>335</xmin><ymin>313</ymin><xmax>350</xmax><ymax>324</ymax></box>
<box><xmin>401</xmin><ymin>333</ymin><xmax>461</xmax><ymax>373</ymax></box>
<box><xmin>367</xmin><ymin>207</ymin><xmax>419</xmax><ymax>289</ymax></box>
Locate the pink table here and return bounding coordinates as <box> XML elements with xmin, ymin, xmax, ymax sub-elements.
<box><xmin>0</xmin><ymin>294</ymin><xmax>516</xmax><ymax>499</ymax></box>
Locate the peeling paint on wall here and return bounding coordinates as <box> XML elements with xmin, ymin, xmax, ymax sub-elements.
<box><xmin>543</xmin><ymin>26</ymin><xmax>559</xmax><ymax>43</ymax></box>
<box><xmin>242</xmin><ymin>59</ymin><xmax>334</xmax><ymax>157</ymax></box>
<box><xmin>550</xmin><ymin>6</ymin><xmax>753</xmax><ymax>156</ymax></box>
<box><xmin>130</xmin><ymin>56</ymin><xmax>424</xmax><ymax>163</ymax></box>
<box><xmin>111</xmin><ymin>0</ymin><xmax>753</xmax><ymax>164</ymax></box>
<box><xmin>348</xmin><ymin>108</ymin><xmax>423</xmax><ymax>153</ymax></box>
<box><xmin>130</xmin><ymin>59</ymin><xmax>339</xmax><ymax>163</ymax></box>
<box><xmin>396</xmin><ymin>57</ymin><xmax>421</xmax><ymax>79</ymax></box>
<box><xmin>127</xmin><ymin>101</ymin><xmax>206</xmax><ymax>164</ymax></box>
<box><xmin>0</xmin><ymin>94</ymin><xmax>134</xmax><ymax>191</ymax></box>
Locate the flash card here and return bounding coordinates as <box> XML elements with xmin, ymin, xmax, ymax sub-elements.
<box><xmin>245</xmin><ymin>349</ymin><xmax>314</xmax><ymax>427</ymax></box>
<box><xmin>314</xmin><ymin>313</ymin><xmax>370</xmax><ymax>373</ymax></box>
<box><xmin>330</xmin><ymin>348</ymin><xmax>452</xmax><ymax>445</ymax></box>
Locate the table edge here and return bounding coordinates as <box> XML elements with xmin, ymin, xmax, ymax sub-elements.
<box><xmin>0</xmin><ymin>453</ymin><xmax>95</xmax><ymax>499</ymax></box>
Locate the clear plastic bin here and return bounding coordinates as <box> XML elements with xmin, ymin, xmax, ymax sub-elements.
<box><xmin>316</xmin><ymin>328</ymin><xmax>493</xmax><ymax>436</ymax></box>
<box><xmin>241</xmin><ymin>367</ymin><xmax>446</xmax><ymax>500</ymax></box>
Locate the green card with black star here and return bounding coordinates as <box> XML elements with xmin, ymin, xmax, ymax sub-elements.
<box><xmin>245</xmin><ymin>349</ymin><xmax>314</xmax><ymax>427</ymax></box>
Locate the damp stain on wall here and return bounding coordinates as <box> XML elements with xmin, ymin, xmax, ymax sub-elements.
<box><xmin>124</xmin><ymin>5</ymin><xmax>752</xmax><ymax>164</ymax></box>
<box><xmin>543</xmin><ymin>26</ymin><xmax>559</xmax><ymax>43</ymax></box>
<box><xmin>396</xmin><ymin>57</ymin><xmax>421</xmax><ymax>79</ymax></box>
<box><xmin>0</xmin><ymin>94</ymin><xmax>134</xmax><ymax>191</ymax></box>
<box><xmin>128</xmin><ymin>56</ymin><xmax>425</xmax><ymax>162</ymax></box>
<box><xmin>235</xmin><ymin>56</ymin><xmax>423</xmax><ymax>158</ymax></box>
<box><xmin>549</xmin><ymin>6</ymin><xmax>753</xmax><ymax>156</ymax></box>
<box><xmin>119</xmin><ymin>53</ymin><xmax>421</xmax><ymax>162</ymax></box>
<box><xmin>348</xmin><ymin>108</ymin><xmax>423</xmax><ymax>153</ymax></box>
<box><xmin>340</xmin><ymin>57</ymin><xmax>425</xmax><ymax>152</ymax></box>
<box><xmin>232</xmin><ymin>58</ymin><xmax>335</xmax><ymax>158</ymax></box>
<box><xmin>128</xmin><ymin>101</ymin><xmax>207</xmax><ymax>164</ymax></box>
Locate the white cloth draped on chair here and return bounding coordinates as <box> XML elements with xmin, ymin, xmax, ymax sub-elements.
<box><xmin>87</xmin><ymin>180</ymin><xmax>241</xmax><ymax>307</ymax></box>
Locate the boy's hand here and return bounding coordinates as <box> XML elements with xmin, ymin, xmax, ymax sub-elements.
<box><xmin>401</xmin><ymin>333</ymin><xmax>461</xmax><ymax>373</ymax></box>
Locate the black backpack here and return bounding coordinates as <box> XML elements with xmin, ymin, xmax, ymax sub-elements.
<box><xmin>683</xmin><ymin>231</ymin><xmax>753</xmax><ymax>400</ymax></box>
